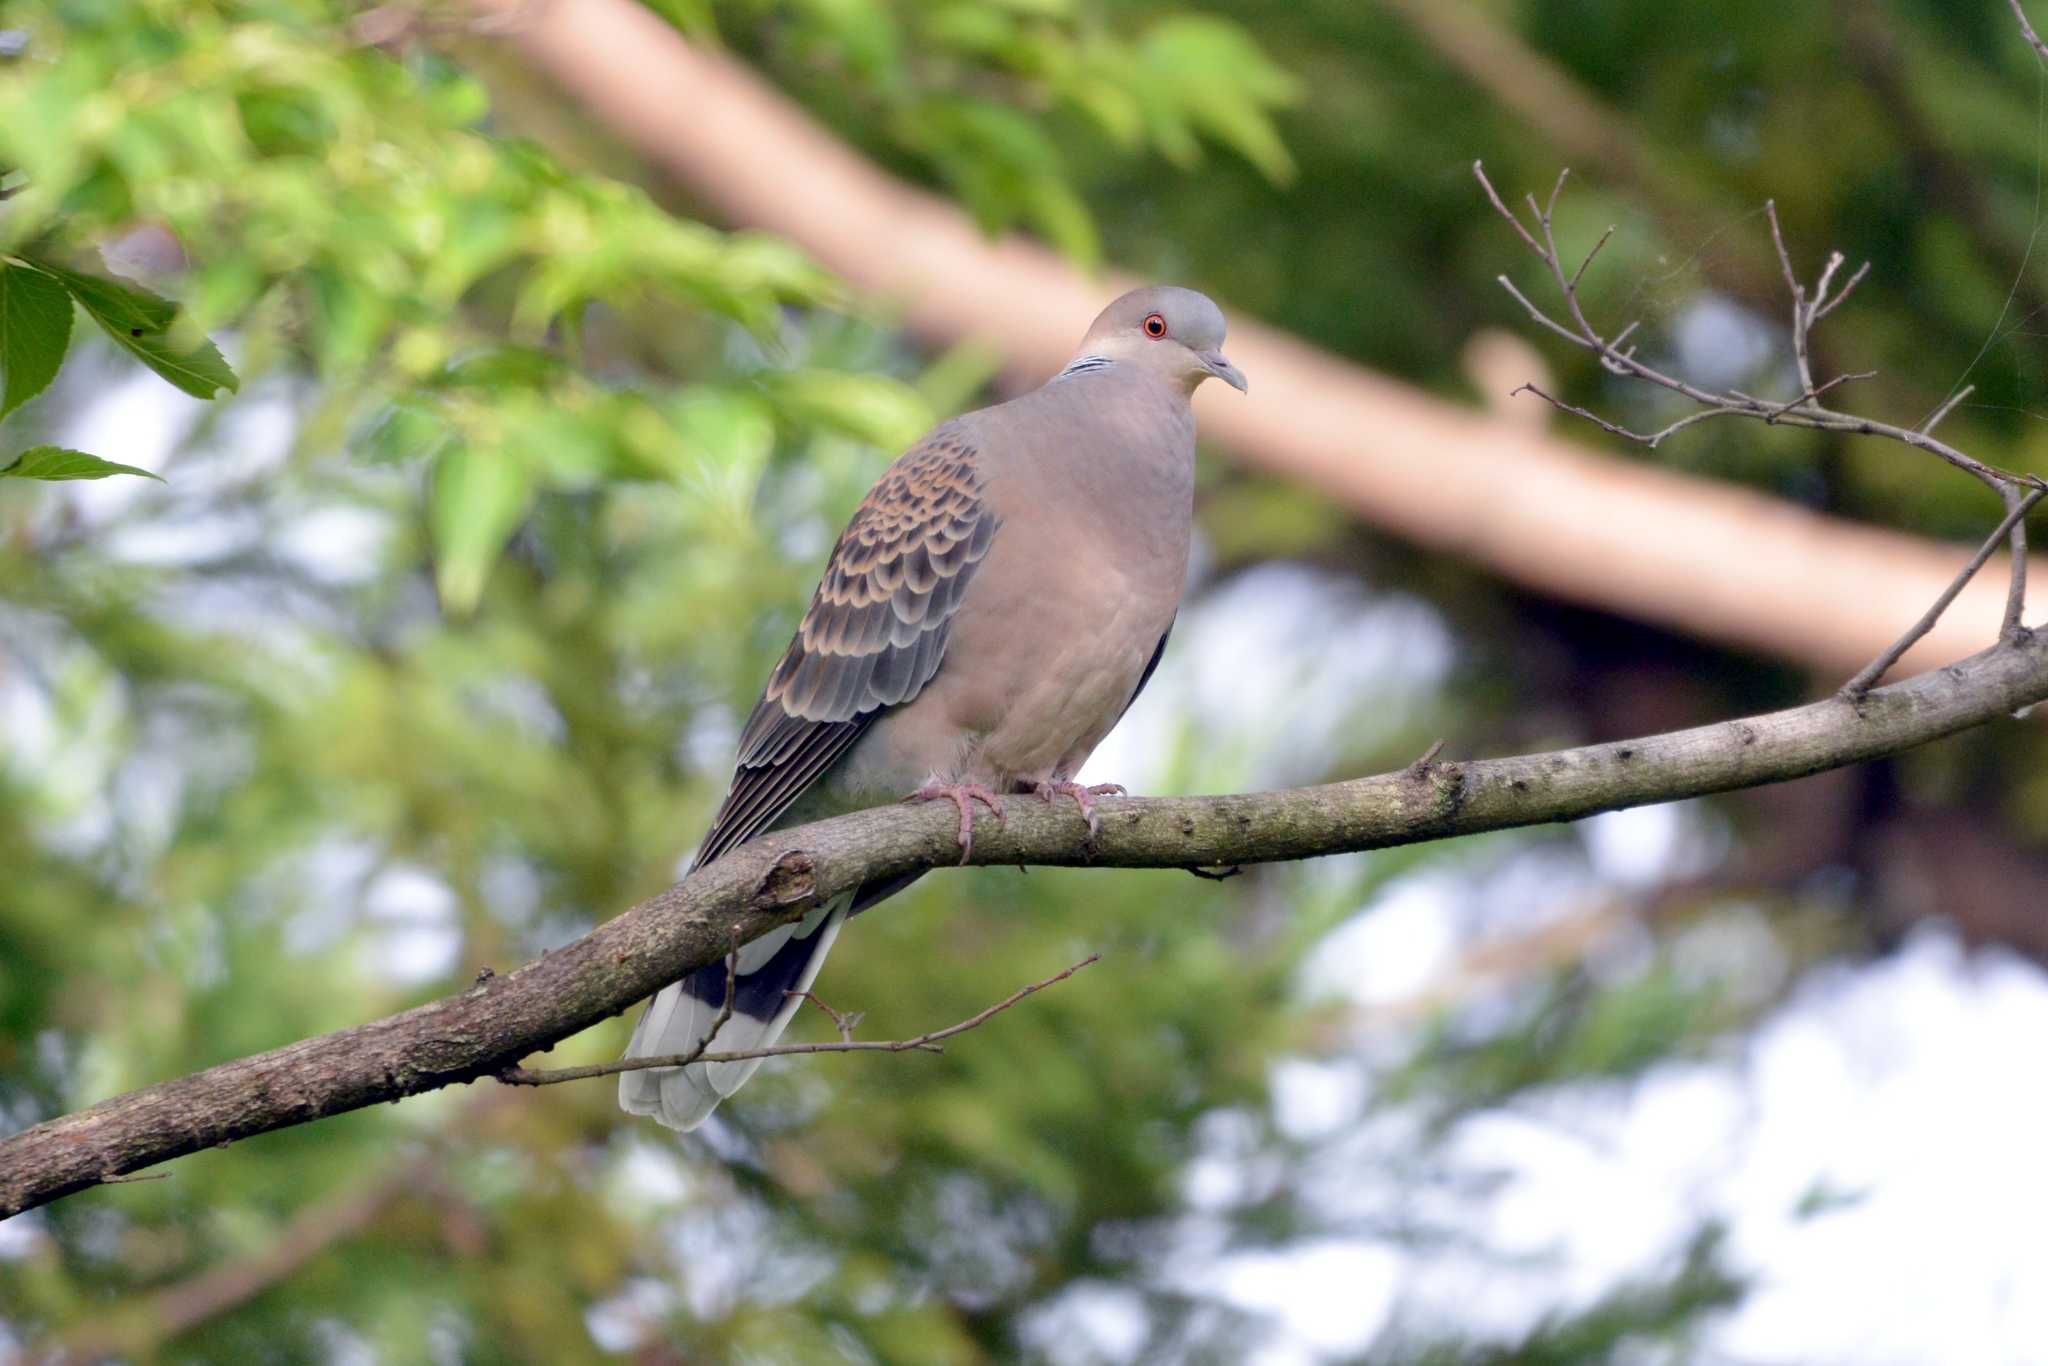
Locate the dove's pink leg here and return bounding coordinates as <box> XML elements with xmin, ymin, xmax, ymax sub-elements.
<box><xmin>904</xmin><ymin>781</ymin><xmax>1005</xmax><ymax>864</ymax></box>
<box><xmin>1032</xmin><ymin>780</ymin><xmax>1127</xmax><ymax>840</ymax></box>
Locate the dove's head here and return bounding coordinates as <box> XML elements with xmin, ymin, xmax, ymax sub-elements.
<box><xmin>1079</xmin><ymin>286</ymin><xmax>1248</xmax><ymax>395</ymax></box>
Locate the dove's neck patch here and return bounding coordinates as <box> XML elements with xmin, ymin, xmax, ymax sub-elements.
<box><xmin>1053</xmin><ymin>354</ymin><xmax>1116</xmax><ymax>382</ymax></box>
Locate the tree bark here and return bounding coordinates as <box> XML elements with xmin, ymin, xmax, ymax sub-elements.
<box><xmin>5</xmin><ymin>629</ymin><xmax>2045</xmax><ymax>1221</ymax></box>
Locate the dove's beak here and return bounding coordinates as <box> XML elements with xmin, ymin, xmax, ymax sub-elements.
<box><xmin>1199</xmin><ymin>350</ymin><xmax>1249</xmax><ymax>394</ymax></box>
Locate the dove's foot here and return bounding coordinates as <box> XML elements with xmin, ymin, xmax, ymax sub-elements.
<box><xmin>1031</xmin><ymin>780</ymin><xmax>1127</xmax><ymax>840</ymax></box>
<box><xmin>904</xmin><ymin>781</ymin><xmax>1005</xmax><ymax>864</ymax></box>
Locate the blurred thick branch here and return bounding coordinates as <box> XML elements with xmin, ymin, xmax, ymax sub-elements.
<box><xmin>8</xmin><ymin>630</ymin><xmax>2048</xmax><ymax>1219</ymax></box>
<box><xmin>474</xmin><ymin>0</ymin><xmax>2030</xmax><ymax>677</ymax></box>
<box><xmin>32</xmin><ymin>1155</ymin><xmax>436</xmax><ymax>1364</ymax></box>
<box><xmin>1375</xmin><ymin>0</ymin><xmax>1780</xmax><ymax>308</ymax></box>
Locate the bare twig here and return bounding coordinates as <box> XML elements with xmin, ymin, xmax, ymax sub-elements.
<box><xmin>1840</xmin><ymin>487</ymin><xmax>2046</xmax><ymax>699</ymax></box>
<box><xmin>1494</xmin><ymin>274</ymin><xmax>1590</xmax><ymax>347</ymax></box>
<box><xmin>1472</xmin><ymin>162</ymin><xmax>2042</xmax><ymax>495</ymax></box>
<box><xmin>1473</xmin><ymin>159</ymin><xmax>1544</xmax><ymax>258</ymax></box>
<box><xmin>2012</xmin><ymin>0</ymin><xmax>2048</xmax><ymax>65</ymax></box>
<box><xmin>1748</xmin><ymin>371</ymin><xmax>1877</xmax><ymax>421</ymax></box>
<box><xmin>1764</xmin><ymin>200</ymin><xmax>1818</xmax><ymax>392</ymax></box>
<box><xmin>1769</xmin><ymin>368</ymin><xmax>1875</xmax><ymax>417</ymax></box>
<box><xmin>496</xmin><ymin>941</ymin><xmax>741</xmax><ymax>1087</ymax></box>
<box><xmin>786</xmin><ymin>988</ymin><xmax>864</xmax><ymax>1042</ymax></box>
<box><xmin>2006</xmin><ymin>483</ymin><xmax>2037</xmax><ymax>637</ymax></box>
<box><xmin>1513</xmin><ymin>382</ymin><xmax>1740</xmax><ymax>448</ymax></box>
<box><xmin>688</xmin><ymin>943</ymin><xmax>740</xmax><ymax>1065</ymax></box>
<box><xmin>1765</xmin><ymin>197</ymin><xmax>1802</xmax><ymax>298</ymax></box>
<box><xmin>1812</xmin><ymin>259</ymin><xmax>1871</xmax><ymax>325</ymax></box>
<box><xmin>495</xmin><ymin>956</ymin><xmax>1101</xmax><ymax>1085</ymax></box>
<box><xmin>1568</xmin><ymin>223</ymin><xmax>1616</xmax><ymax>291</ymax></box>
<box><xmin>1811</xmin><ymin>249</ymin><xmax>1846</xmax><ymax>314</ymax></box>
<box><xmin>1477</xmin><ymin>159</ymin><xmax>2048</xmax><ymax>698</ymax></box>
<box><xmin>1921</xmin><ymin>384</ymin><xmax>1976</xmax><ymax>435</ymax></box>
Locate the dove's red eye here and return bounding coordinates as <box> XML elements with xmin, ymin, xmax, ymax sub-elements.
<box><xmin>1143</xmin><ymin>313</ymin><xmax>1168</xmax><ymax>338</ymax></box>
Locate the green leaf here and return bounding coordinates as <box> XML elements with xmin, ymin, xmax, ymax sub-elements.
<box><xmin>37</xmin><ymin>264</ymin><xmax>240</xmax><ymax>401</ymax></box>
<box><xmin>0</xmin><ymin>445</ymin><xmax>164</xmax><ymax>482</ymax></box>
<box><xmin>429</xmin><ymin>446</ymin><xmax>532</xmax><ymax>616</ymax></box>
<box><xmin>760</xmin><ymin>370</ymin><xmax>934</xmax><ymax>451</ymax></box>
<box><xmin>0</xmin><ymin>261</ymin><xmax>74</xmax><ymax>420</ymax></box>
<box><xmin>1138</xmin><ymin>17</ymin><xmax>1300</xmax><ymax>184</ymax></box>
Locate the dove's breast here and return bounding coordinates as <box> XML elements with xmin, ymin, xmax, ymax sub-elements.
<box><xmin>828</xmin><ymin>367</ymin><xmax>1195</xmax><ymax>797</ymax></box>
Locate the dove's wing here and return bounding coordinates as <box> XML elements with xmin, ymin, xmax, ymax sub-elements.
<box><xmin>694</xmin><ymin>425</ymin><xmax>997</xmax><ymax>867</ymax></box>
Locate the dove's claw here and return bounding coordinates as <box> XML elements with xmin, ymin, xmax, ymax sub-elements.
<box><xmin>905</xmin><ymin>782</ymin><xmax>1005</xmax><ymax>864</ymax></box>
<box><xmin>1032</xmin><ymin>780</ymin><xmax>1127</xmax><ymax>840</ymax></box>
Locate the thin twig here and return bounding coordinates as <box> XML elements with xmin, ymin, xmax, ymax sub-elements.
<box><xmin>2011</xmin><ymin>0</ymin><xmax>2048</xmax><ymax>65</ymax></box>
<box><xmin>1472</xmin><ymin>160</ymin><xmax>1543</xmax><ymax>258</ymax></box>
<box><xmin>495</xmin><ymin>955</ymin><xmax>1101</xmax><ymax>1085</ymax></box>
<box><xmin>1479</xmin><ymin>170</ymin><xmax>2042</xmax><ymax>493</ymax></box>
<box><xmin>1765</xmin><ymin>201</ymin><xmax>1821</xmax><ymax>394</ymax></box>
<box><xmin>1514</xmin><ymin>383</ymin><xmax>1740</xmax><ymax>448</ymax></box>
<box><xmin>1569</xmin><ymin>224</ymin><xmax>1616</xmax><ymax>292</ymax></box>
<box><xmin>1512</xmin><ymin>383</ymin><xmax>1649</xmax><ymax>441</ymax></box>
<box><xmin>1758</xmin><ymin>370</ymin><xmax>1878</xmax><ymax>420</ymax></box>
<box><xmin>1812</xmin><ymin>250</ymin><xmax>1846</xmax><ymax>315</ymax></box>
<box><xmin>1840</xmin><ymin>487</ymin><xmax>2046</xmax><ymax>699</ymax></box>
<box><xmin>1765</xmin><ymin>199</ymin><xmax>1802</xmax><ymax>301</ymax></box>
<box><xmin>1483</xmin><ymin>161</ymin><xmax>2048</xmax><ymax>698</ymax></box>
<box><xmin>785</xmin><ymin>988</ymin><xmax>863</xmax><ymax>1042</ymax></box>
<box><xmin>2005</xmin><ymin>483</ymin><xmax>2037</xmax><ymax>636</ymax></box>
<box><xmin>1921</xmin><ymin>384</ymin><xmax>1977</xmax><ymax>435</ymax></box>
<box><xmin>1496</xmin><ymin>274</ymin><xmax>1593</xmax><ymax>348</ymax></box>
<box><xmin>1812</xmin><ymin>259</ymin><xmax>1871</xmax><ymax>324</ymax></box>
<box><xmin>497</xmin><ymin>939</ymin><xmax>740</xmax><ymax>1086</ymax></box>
<box><xmin>680</xmin><ymin>942</ymin><xmax>740</xmax><ymax>1067</ymax></box>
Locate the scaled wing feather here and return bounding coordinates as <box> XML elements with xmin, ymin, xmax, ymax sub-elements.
<box><xmin>695</xmin><ymin>424</ymin><xmax>996</xmax><ymax>867</ymax></box>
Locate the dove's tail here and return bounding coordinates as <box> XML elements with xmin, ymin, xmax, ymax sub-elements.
<box><xmin>619</xmin><ymin>894</ymin><xmax>850</xmax><ymax>1131</ymax></box>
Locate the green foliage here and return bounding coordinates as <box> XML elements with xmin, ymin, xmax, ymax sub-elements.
<box><xmin>0</xmin><ymin>444</ymin><xmax>164</xmax><ymax>481</ymax></box>
<box><xmin>0</xmin><ymin>252</ymin><xmax>238</xmax><ymax>477</ymax></box>
<box><xmin>0</xmin><ymin>0</ymin><xmax>845</xmax><ymax>603</ymax></box>
<box><xmin>33</xmin><ymin>262</ymin><xmax>238</xmax><ymax>400</ymax></box>
<box><xmin>715</xmin><ymin>0</ymin><xmax>1298</xmax><ymax>266</ymax></box>
<box><xmin>0</xmin><ymin>261</ymin><xmax>71</xmax><ymax>419</ymax></box>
